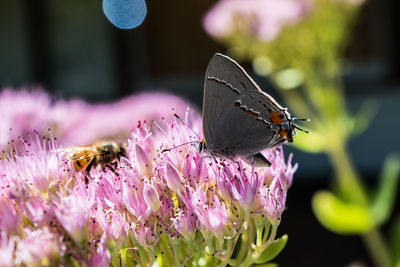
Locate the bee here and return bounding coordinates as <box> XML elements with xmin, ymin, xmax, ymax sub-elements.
<box><xmin>61</xmin><ymin>140</ymin><xmax>127</xmax><ymax>175</ymax></box>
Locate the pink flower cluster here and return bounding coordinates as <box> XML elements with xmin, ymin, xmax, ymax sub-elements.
<box><xmin>0</xmin><ymin>107</ymin><xmax>297</xmax><ymax>266</ymax></box>
<box><xmin>203</xmin><ymin>0</ymin><xmax>312</xmax><ymax>42</ymax></box>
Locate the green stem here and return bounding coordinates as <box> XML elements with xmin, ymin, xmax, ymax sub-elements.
<box><xmin>120</xmin><ymin>248</ymin><xmax>127</xmax><ymax>267</ymax></box>
<box><xmin>363</xmin><ymin>229</ymin><xmax>392</xmax><ymax>267</ymax></box>
<box><xmin>328</xmin><ymin>143</ymin><xmax>391</xmax><ymax>267</ymax></box>
<box><xmin>240</xmin><ymin>222</ymin><xmax>256</xmax><ymax>267</ymax></box>
<box><xmin>218</xmin><ymin>239</ymin><xmax>233</xmax><ymax>267</ymax></box>
<box><xmin>327</xmin><ymin>141</ymin><xmax>368</xmax><ymax>205</ymax></box>
<box><xmin>234</xmin><ymin>220</ymin><xmax>252</xmax><ymax>263</ymax></box>
<box><xmin>256</xmin><ymin>225</ymin><xmax>264</xmax><ymax>247</ymax></box>
<box><xmin>172</xmin><ymin>245</ymin><xmax>183</xmax><ymax>267</ymax></box>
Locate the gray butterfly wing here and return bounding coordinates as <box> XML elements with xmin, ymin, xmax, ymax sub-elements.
<box><xmin>207</xmin><ymin>54</ymin><xmax>288</xmax><ymax>109</ymax></box>
<box><xmin>203</xmin><ymin>54</ymin><xmax>246</xmax><ymax>145</ymax></box>
<box><xmin>241</xmin><ymin>153</ymin><xmax>271</xmax><ymax>167</ymax></box>
<box><xmin>213</xmin><ymin>93</ymin><xmax>283</xmax><ymax>156</ymax></box>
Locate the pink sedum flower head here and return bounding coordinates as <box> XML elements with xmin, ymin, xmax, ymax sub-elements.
<box><xmin>204</xmin><ymin>0</ymin><xmax>312</xmax><ymax>42</ymax></box>
<box><xmin>0</xmin><ymin>94</ymin><xmax>297</xmax><ymax>265</ymax></box>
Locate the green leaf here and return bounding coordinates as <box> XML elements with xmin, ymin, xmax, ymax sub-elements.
<box><xmin>348</xmin><ymin>99</ymin><xmax>378</xmax><ymax>138</ymax></box>
<box><xmin>370</xmin><ymin>154</ymin><xmax>400</xmax><ymax>226</ymax></box>
<box><xmin>255</xmin><ymin>235</ymin><xmax>288</xmax><ymax>264</ymax></box>
<box><xmin>292</xmin><ymin>129</ymin><xmax>326</xmax><ymax>153</ymax></box>
<box><xmin>312</xmin><ymin>191</ymin><xmax>373</xmax><ymax>234</ymax></box>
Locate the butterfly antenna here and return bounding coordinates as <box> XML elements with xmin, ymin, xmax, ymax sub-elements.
<box><xmin>292</xmin><ymin>117</ymin><xmax>311</xmax><ymax>122</ymax></box>
<box><xmin>173</xmin><ymin>113</ymin><xmax>201</xmax><ymax>140</ymax></box>
<box><xmin>161</xmin><ymin>141</ymin><xmax>199</xmax><ymax>153</ymax></box>
<box><xmin>294</xmin><ymin>125</ymin><xmax>311</xmax><ymax>134</ymax></box>
<box><xmin>292</xmin><ymin>117</ymin><xmax>311</xmax><ymax>134</ymax></box>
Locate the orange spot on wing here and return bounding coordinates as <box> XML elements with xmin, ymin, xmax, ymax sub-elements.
<box><xmin>270</xmin><ymin>112</ymin><xmax>283</xmax><ymax>124</ymax></box>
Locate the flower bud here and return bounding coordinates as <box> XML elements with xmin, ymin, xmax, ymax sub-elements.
<box><xmin>165</xmin><ymin>162</ymin><xmax>183</xmax><ymax>193</ymax></box>
<box><xmin>134</xmin><ymin>143</ymin><xmax>152</xmax><ymax>176</ymax></box>
<box><xmin>143</xmin><ymin>184</ymin><xmax>160</xmax><ymax>213</ymax></box>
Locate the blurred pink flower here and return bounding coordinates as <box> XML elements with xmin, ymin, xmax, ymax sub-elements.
<box><xmin>0</xmin><ymin>198</ymin><xmax>20</xmax><ymax>234</ymax></box>
<box><xmin>0</xmin><ymin>89</ymin><xmax>197</xmax><ymax>150</ymax></box>
<box><xmin>204</xmin><ymin>0</ymin><xmax>312</xmax><ymax>42</ymax></box>
<box><xmin>0</xmin><ymin>232</ymin><xmax>14</xmax><ymax>267</ymax></box>
<box><xmin>14</xmin><ymin>228</ymin><xmax>63</xmax><ymax>266</ymax></box>
<box><xmin>88</xmin><ymin>234</ymin><xmax>110</xmax><ymax>267</ymax></box>
<box><xmin>55</xmin><ymin>188</ymin><xmax>93</xmax><ymax>245</ymax></box>
<box><xmin>53</xmin><ymin>92</ymin><xmax>198</xmax><ymax>146</ymax></box>
<box><xmin>0</xmin><ymin>89</ymin><xmax>52</xmax><ymax>149</ymax></box>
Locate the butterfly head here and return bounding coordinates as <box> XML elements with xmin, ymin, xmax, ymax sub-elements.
<box><xmin>196</xmin><ymin>139</ymin><xmax>206</xmax><ymax>153</ymax></box>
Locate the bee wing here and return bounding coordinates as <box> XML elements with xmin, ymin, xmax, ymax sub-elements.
<box><xmin>54</xmin><ymin>146</ymin><xmax>96</xmax><ymax>161</ymax></box>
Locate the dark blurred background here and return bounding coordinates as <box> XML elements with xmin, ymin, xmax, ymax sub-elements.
<box><xmin>0</xmin><ymin>0</ymin><xmax>399</xmax><ymax>266</ymax></box>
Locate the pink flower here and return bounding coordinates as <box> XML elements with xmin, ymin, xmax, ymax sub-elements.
<box><xmin>171</xmin><ymin>208</ymin><xmax>196</xmax><ymax>241</ymax></box>
<box><xmin>0</xmin><ymin>198</ymin><xmax>20</xmax><ymax>234</ymax></box>
<box><xmin>55</xmin><ymin>189</ymin><xmax>93</xmax><ymax>245</ymax></box>
<box><xmin>134</xmin><ymin>143</ymin><xmax>153</xmax><ymax>177</ymax></box>
<box><xmin>0</xmin><ymin>89</ymin><xmax>52</xmax><ymax>150</ymax></box>
<box><xmin>192</xmin><ymin>191</ymin><xmax>230</xmax><ymax>239</ymax></box>
<box><xmin>132</xmin><ymin>221</ymin><xmax>158</xmax><ymax>249</ymax></box>
<box><xmin>88</xmin><ymin>233</ymin><xmax>110</xmax><ymax>267</ymax></box>
<box><xmin>216</xmin><ymin>162</ymin><xmax>260</xmax><ymax>211</ymax></box>
<box><xmin>122</xmin><ymin>175</ymin><xmax>152</xmax><ymax>219</ymax></box>
<box><xmin>143</xmin><ymin>183</ymin><xmax>161</xmax><ymax>213</ymax></box>
<box><xmin>164</xmin><ymin>161</ymin><xmax>184</xmax><ymax>193</ymax></box>
<box><xmin>14</xmin><ymin>228</ymin><xmax>63</xmax><ymax>266</ymax></box>
<box><xmin>204</xmin><ymin>0</ymin><xmax>311</xmax><ymax>42</ymax></box>
<box><xmin>257</xmin><ymin>148</ymin><xmax>298</xmax><ymax>224</ymax></box>
<box><xmin>0</xmin><ymin>232</ymin><xmax>14</xmax><ymax>267</ymax></box>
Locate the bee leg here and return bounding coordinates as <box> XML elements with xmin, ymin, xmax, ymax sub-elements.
<box><xmin>84</xmin><ymin>157</ymin><xmax>96</xmax><ymax>184</ymax></box>
<box><xmin>104</xmin><ymin>164</ymin><xmax>120</xmax><ymax>177</ymax></box>
<box><xmin>111</xmin><ymin>161</ymin><xmax>118</xmax><ymax>170</ymax></box>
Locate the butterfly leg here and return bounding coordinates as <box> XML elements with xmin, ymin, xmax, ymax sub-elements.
<box><xmin>224</xmin><ymin>157</ymin><xmax>241</xmax><ymax>171</ymax></box>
